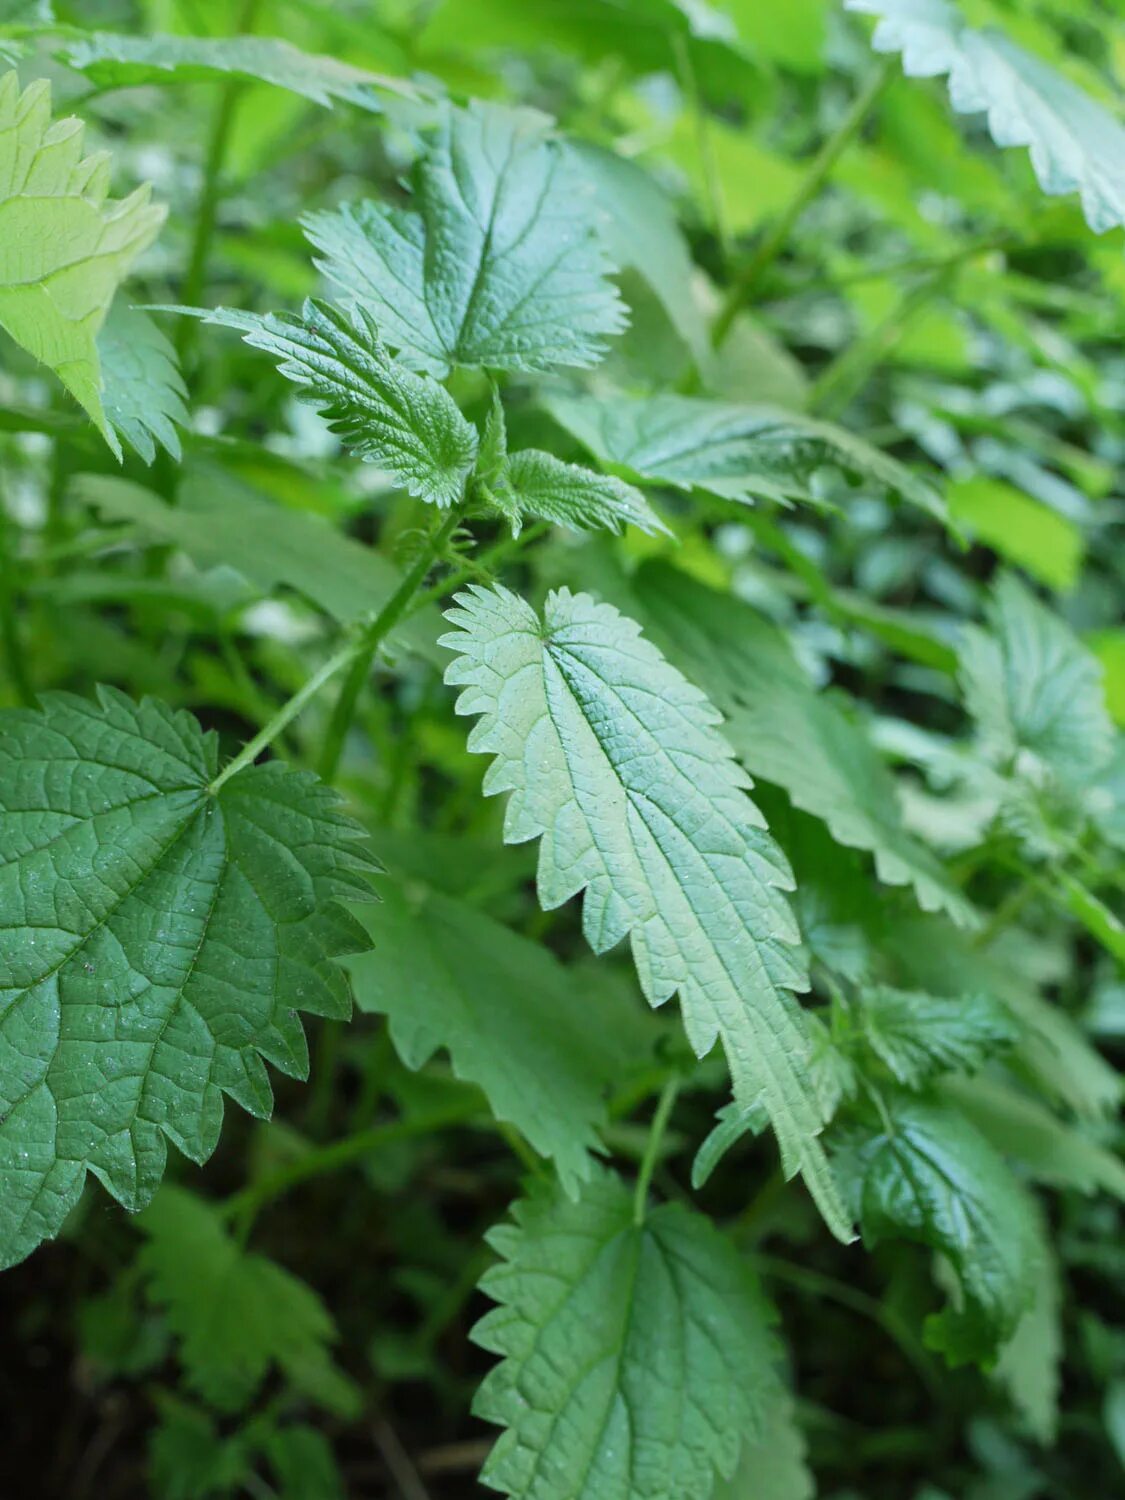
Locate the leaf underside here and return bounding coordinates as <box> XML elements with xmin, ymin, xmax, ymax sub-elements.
<box><xmin>442</xmin><ymin>583</ymin><xmax>853</xmax><ymax>1242</ymax></box>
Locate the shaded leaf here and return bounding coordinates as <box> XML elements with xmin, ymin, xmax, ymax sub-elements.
<box><xmin>98</xmin><ymin>303</ymin><xmax>187</xmax><ymax>464</ymax></box>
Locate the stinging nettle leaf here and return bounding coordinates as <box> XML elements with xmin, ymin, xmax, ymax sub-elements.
<box><xmin>848</xmin><ymin>0</ymin><xmax>1125</xmax><ymax>235</ymax></box>
<box><xmin>0</xmin><ymin>688</ymin><xmax>373</xmax><ymax>1270</ymax></box>
<box><xmin>857</xmin><ymin>985</ymin><xmax>1014</xmax><ymax>1088</ymax></box>
<box><xmin>0</xmin><ymin>71</ymin><xmax>165</xmax><ymax>449</ymax></box>
<box><xmin>441</xmin><ymin>583</ymin><xmax>853</xmax><ymax>1241</ymax></box>
<box><xmin>833</xmin><ymin>1094</ymin><xmax>1040</xmax><ymax>1366</ymax></box>
<box><xmin>958</xmin><ymin>572</ymin><xmax>1115</xmax><ymax>789</ymax></box>
<box><xmin>60</xmin><ymin>32</ymin><xmax>419</xmax><ymax>111</ymax></box>
<box><xmin>303</xmin><ymin>100</ymin><xmax>626</xmax><ymax>377</ymax></box>
<box><xmin>502</xmin><ymin>449</ymin><xmax>668</xmax><ymax>538</ymax></box>
<box><xmin>97</xmin><ymin>303</ymin><xmax>188</xmax><ymax>464</ymax></box>
<box><xmin>546</xmin><ymin>390</ymin><xmax>946</xmax><ymax>520</ymax></box>
<box><xmin>346</xmin><ymin>885</ymin><xmax>628</xmax><ymax>1195</ymax></box>
<box><xmin>174</xmin><ymin>299</ymin><xmax>478</xmax><ymax>507</ymax></box>
<box><xmin>473</xmin><ymin>1170</ymin><xmax>783</xmax><ymax>1500</ymax></box>
<box><xmin>137</xmin><ymin>1186</ymin><xmax>359</xmax><ymax>1415</ymax></box>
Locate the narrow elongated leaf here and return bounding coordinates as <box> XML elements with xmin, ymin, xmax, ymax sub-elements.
<box><xmin>834</xmin><ymin>1095</ymin><xmax>1040</xmax><ymax>1365</ymax></box>
<box><xmin>632</xmin><ymin>563</ymin><xmax>974</xmax><ymax>924</ymax></box>
<box><xmin>0</xmin><ymin>689</ymin><xmax>372</xmax><ymax>1270</ymax></box>
<box><xmin>442</xmin><ymin>584</ymin><xmax>852</xmax><ymax>1241</ymax></box>
<box><xmin>304</xmin><ymin>101</ymin><xmax>625</xmax><ymax>376</ymax></box>
<box><xmin>959</xmin><ymin>573</ymin><xmax>1115</xmax><ymax>788</ymax></box>
<box><xmin>176</xmin><ymin>300</ymin><xmax>478</xmax><ymax>506</ymax></box>
<box><xmin>98</xmin><ymin>303</ymin><xmax>187</xmax><ymax>463</ymax></box>
<box><xmin>858</xmin><ymin>985</ymin><xmax>1014</xmax><ymax>1087</ymax></box>
<box><xmin>61</xmin><ymin>32</ymin><xmax>417</xmax><ymax>110</ymax></box>
<box><xmin>993</xmin><ymin>1231</ymin><xmax>1061</xmax><ymax>1444</ymax></box>
<box><xmin>347</xmin><ymin>886</ymin><xmax>628</xmax><ymax>1194</ymax></box>
<box><xmin>0</xmin><ymin>72</ymin><xmax>164</xmax><ymax>446</ymax></box>
<box><xmin>848</xmin><ymin>0</ymin><xmax>1125</xmax><ymax>234</ymax></box>
<box><xmin>546</xmin><ymin>391</ymin><xmax>946</xmax><ymax>519</ymax></box>
<box><xmin>473</xmin><ymin>1170</ymin><xmax>782</xmax><ymax>1500</ymax></box>
<box><xmin>501</xmin><ymin>450</ymin><xmax>666</xmax><ymax>536</ymax></box>
<box><xmin>137</xmin><ymin>1186</ymin><xmax>358</xmax><ymax>1415</ymax></box>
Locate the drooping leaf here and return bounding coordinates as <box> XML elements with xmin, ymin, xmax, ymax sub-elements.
<box><xmin>74</xmin><ymin>471</ymin><xmax>443</xmax><ymax>662</ymax></box>
<box><xmin>174</xmin><ymin>299</ymin><xmax>478</xmax><ymax>507</ymax></box>
<box><xmin>473</xmin><ymin>1170</ymin><xmax>783</xmax><ymax>1500</ymax></box>
<box><xmin>992</xmin><ymin>1229</ymin><xmax>1061</xmax><ymax>1445</ymax></box>
<box><xmin>137</xmin><ymin>1186</ymin><xmax>359</xmax><ymax>1414</ymax></box>
<box><xmin>97</xmin><ymin>303</ymin><xmax>188</xmax><ymax>464</ymax></box>
<box><xmin>833</xmin><ymin>1095</ymin><xmax>1040</xmax><ymax>1365</ymax></box>
<box><xmin>60</xmin><ymin>32</ymin><xmax>418</xmax><ymax>110</ymax></box>
<box><xmin>958</xmin><ymin>573</ymin><xmax>1115</xmax><ymax>788</ymax></box>
<box><xmin>149</xmin><ymin>1396</ymin><xmax>250</xmax><ymax>1500</ymax></box>
<box><xmin>0</xmin><ymin>688</ymin><xmax>373</xmax><ymax>1270</ymax></box>
<box><xmin>441</xmin><ymin>583</ymin><xmax>852</xmax><ymax>1241</ymax></box>
<box><xmin>545</xmin><ymin>391</ymin><xmax>946</xmax><ymax>519</ymax></box>
<box><xmin>347</xmin><ymin>886</ymin><xmax>631</xmax><ymax>1195</ymax></box>
<box><xmin>304</xmin><ymin>101</ymin><xmax>626</xmax><ymax>377</ymax></box>
<box><xmin>848</xmin><ymin>0</ymin><xmax>1125</xmax><ymax>234</ymax></box>
<box><xmin>0</xmin><ymin>71</ymin><xmax>164</xmax><ymax>447</ymax></box>
<box><xmin>631</xmin><ymin>562</ymin><xmax>974</xmax><ymax>924</ymax></box>
<box><xmin>857</xmin><ymin>985</ymin><xmax>1014</xmax><ymax>1088</ymax></box>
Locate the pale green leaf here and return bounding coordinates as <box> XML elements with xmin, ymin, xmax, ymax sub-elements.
<box><xmin>502</xmin><ymin>450</ymin><xmax>667</xmax><ymax>537</ymax></box>
<box><xmin>858</xmin><ymin>985</ymin><xmax>1014</xmax><ymax>1088</ymax></box>
<box><xmin>947</xmin><ymin>474</ymin><xmax>1083</xmax><ymax>594</ymax></box>
<box><xmin>545</xmin><ymin>391</ymin><xmax>946</xmax><ymax>519</ymax></box>
<box><xmin>61</xmin><ymin>32</ymin><xmax>417</xmax><ymax>110</ymax></box>
<box><xmin>834</xmin><ymin>1095</ymin><xmax>1041</xmax><ymax>1365</ymax></box>
<box><xmin>346</xmin><ymin>885</ymin><xmax>628</xmax><ymax>1194</ymax></box>
<box><xmin>848</xmin><ymin>0</ymin><xmax>1125</xmax><ymax>234</ymax></box>
<box><xmin>0</xmin><ymin>688</ymin><xmax>373</xmax><ymax>1270</ymax></box>
<box><xmin>473</xmin><ymin>1170</ymin><xmax>782</xmax><ymax>1500</ymax></box>
<box><xmin>138</xmin><ymin>1185</ymin><xmax>359</xmax><ymax>1415</ymax></box>
<box><xmin>632</xmin><ymin>562</ymin><xmax>974</xmax><ymax>924</ymax></box>
<box><xmin>441</xmin><ymin>583</ymin><xmax>852</xmax><ymax>1241</ymax></box>
<box><xmin>177</xmin><ymin>299</ymin><xmax>478</xmax><ymax>507</ymax></box>
<box><xmin>0</xmin><ymin>72</ymin><xmax>165</xmax><ymax>446</ymax></box>
<box><xmin>304</xmin><ymin>101</ymin><xmax>625</xmax><ymax>377</ymax></box>
<box><xmin>992</xmin><ymin>1215</ymin><xmax>1061</xmax><ymax>1445</ymax></box>
<box><xmin>959</xmin><ymin>573</ymin><xmax>1115</xmax><ymax>788</ymax></box>
<box><xmin>98</xmin><ymin>303</ymin><xmax>187</xmax><ymax>464</ymax></box>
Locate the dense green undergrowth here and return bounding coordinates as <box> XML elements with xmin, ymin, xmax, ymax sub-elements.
<box><xmin>0</xmin><ymin>2</ymin><xmax>1123</xmax><ymax>1497</ymax></box>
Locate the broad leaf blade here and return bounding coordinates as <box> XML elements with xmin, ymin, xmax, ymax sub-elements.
<box><xmin>834</xmin><ymin>1095</ymin><xmax>1040</xmax><ymax>1365</ymax></box>
<box><xmin>0</xmin><ymin>689</ymin><xmax>373</xmax><ymax>1270</ymax></box>
<box><xmin>304</xmin><ymin>101</ymin><xmax>626</xmax><ymax>376</ymax></box>
<box><xmin>858</xmin><ymin>985</ymin><xmax>1014</xmax><ymax>1087</ymax></box>
<box><xmin>138</xmin><ymin>1186</ymin><xmax>358</xmax><ymax>1415</ymax></box>
<box><xmin>473</xmin><ymin>1170</ymin><xmax>782</xmax><ymax>1500</ymax></box>
<box><xmin>347</xmin><ymin>886</ymin><xmax>627</xmax><ymax>1194</ymax></box>
<box><xmin>441</xmin><ymin>584</ymin><xmax>852</xmax><ymax>1241</ymax></box>
<box><xmin>0</xmin><ymin>72</ymin><xmax>164</xmax><ymax>446</ymax></box>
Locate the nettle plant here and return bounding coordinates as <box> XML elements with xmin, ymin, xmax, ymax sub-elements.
<box><xmin>1</xmin><ymin>2</ymin><xmax>1124</xmax><ymax>1497</ymax></box>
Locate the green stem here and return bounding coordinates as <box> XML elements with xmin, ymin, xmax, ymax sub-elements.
<box><xmin>0</xmin><ymin>511</ymin><xmax>34</xmax><ymax>705</ymax></box>
<box><xmin>209</xmin><ymin>636</ymin><xmax>360</xmax><ymax>794</ymax></box>
<box><xmin>220</xmin><ymin>1096</ymin><xmax>484</xmax><ymax>1223</ymax></box>
<box><xmin>409</xmin><ymin>519</ymin><xmax>551</xmax><ymax>615</ymax></box>
<box><xmin>633</xmin><ymin>1074</ymin><xmax>681</xmax><ymax>1225</ymax></box>
<box><xmin>712</xmin><ymin>57</ymin><xmax>893</xmax><ymax>347</ymax></box>
<box><xmin>672</xmin><ymin>34</ymin><xmax>729</xmax><ymax>271</ymax></box>
<box><xmin>973</xmin><ymin>876</ymin><xmax>1037</xmax><ymax>950</ymax></box>
<box><xmin>318</xmin><ymin>508</ymin><xmax>463</xmax><ymax>783</ymax></box>
<box><xmin>175</xmin><ymin>0</ymin><xmax>262</xmax><ymax>366</ymax></box>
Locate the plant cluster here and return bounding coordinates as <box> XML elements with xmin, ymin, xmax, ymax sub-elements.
<box><xmin>0</xmin><ymin>2</ymin><xmax>1123</xmax><ymax>1498</ymax></box>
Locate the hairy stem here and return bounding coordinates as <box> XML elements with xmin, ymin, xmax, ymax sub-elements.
<box><xmin>712</xmin><ymin>57</ymin><xmax>893</xmax><ymax>348</ymax></box>
<box><xmin>633</xmin><ymin>1073</ymin><xmax>682</xmax><ymax>1225</ymax></box>
<box><xmin>318</xmin><ymin>507</ymin><xmax>463</xmax><ymax>783</ymax></box>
